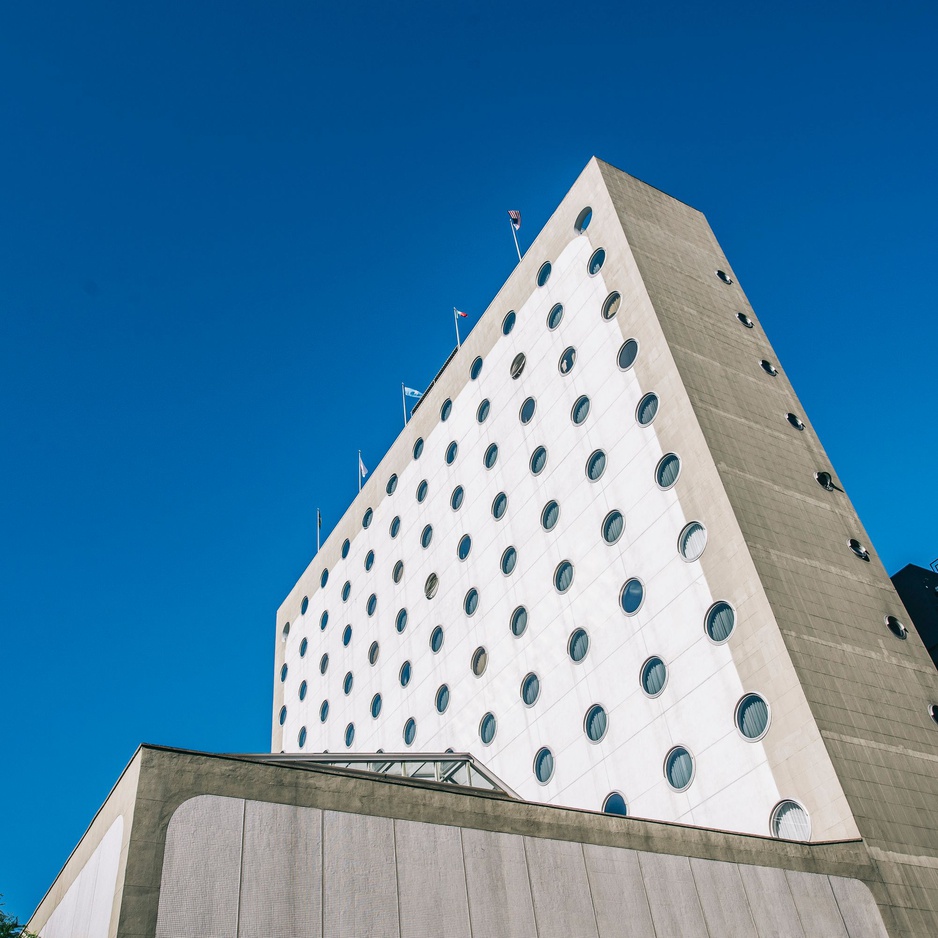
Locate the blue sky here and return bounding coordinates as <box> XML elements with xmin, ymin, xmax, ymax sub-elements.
<box><xmin>2</xmin><ymin>0</ymin><xmax>936</xmax><ymax>920</ymax></box>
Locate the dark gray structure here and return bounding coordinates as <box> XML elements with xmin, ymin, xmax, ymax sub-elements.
<box><xmin>892</xmin><ymin>564</ymin><xmax>938</xmax><ymax>669</ymax></box>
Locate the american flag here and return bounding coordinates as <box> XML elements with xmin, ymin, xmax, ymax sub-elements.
<box><xmin>508</xmin><ymin>210</ymin><xmax>521</xmax><ymax>230</ymax></box>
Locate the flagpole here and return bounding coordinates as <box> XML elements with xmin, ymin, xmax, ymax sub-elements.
<box><xmin>358</xmin><ymin>450</ymin><xmax>362</xmax><ymax>492</ymax></box>
<box><xmin>453</xmin><ymin>308</ymin><xmax>461</xmax><ymax>349</ymax></box>
<box><xmin>511</xmin><ymin>221</ymin><xmax>522</xmax><ymax>262</ymax></box>
<box><xmin>401</xmin><ymin>383</ymin><xmax>407</xmax><ymax>426</ymax></box>
<box><xmin>316</xmin><ymin>509</ymin><xmax>321</xmax><ymax>553</ymax></box>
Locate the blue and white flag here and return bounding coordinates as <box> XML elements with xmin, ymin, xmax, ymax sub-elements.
<box><xmin>403</xmin><ymin>387</ymin><xmax>422</xmax><ymax>399</ymax></box>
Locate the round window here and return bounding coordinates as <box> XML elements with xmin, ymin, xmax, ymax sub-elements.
<box><xmin>520</xmin><ymin>397</ymin><xmax>536</xmax><ymax>424</ymax></box>
<box><xmin>547</xmin><ymin>303</ymin><xmax>564</xmax><ymax>330</ymax></box>
<box><xmin>815</xmin><ymin>471</ymin><xmax>835</xmax><ymax>491</ymax></box>
<box><xmin>575</xmin><ymin>206</ymin><xmax>592</xmax><ymax>232</ymax></box>
<box><xmin>761</xmin><ymin>360</ymin><xmax>778</xmax><ymax>376</ymax></box>
<box><xmin>399</xmin><ymin>661</ymin><xmax>412</xmax><ymax>687</ymax></box>
<box><xmin>737</xmin><ymin>311</ymin><xmax>754</xmax><ymax>328</ymax></box>
<box><xmin>602</xmin><ymin>510</ymin><xmax>624</xmax><ymax>544</ymax></box>
<box><xmin>362</xmin><ymin>508</ymin><xmax>372</xmax><ymax>529</ymax></box>
<box><xmin>536</xmin><ymin>262</ymin><xmax>551</xmax><ymax>286</ymax></box>
<box><xmin>341</xmin><ymin>539</ymin><xmax>350</xmax><ymax>559</ymax></box>
<box><xmin>885</xmin><ymin>615</ymin><xmax>907</xmax><ymax>639</ymax></box>
<box><xmin>282</xmin><ymin>621</ymin><xmax>290</xmax><ymax>640</ymax></box>
<box><xmin>492</xmin><ymin>492</ymin><xmax>508</xmax><ymax>519</ymax></box>
<box><xmin>534</xmin><ymin>747</ymin><xmax>554</xmax><ymax>783</ymax></box>
<box><xmin>389</xmin><ymin>516</ymin><xmax>400</xmax><ymax>538</ymax></box>
<box><xmin>471</xmin><ymin>646</ymin><xmax>488</xmax><ymax>677</ymax></box>
<box><xmin>786</xmin><ymin>413</ymin><xmax>805</xmax><ymax>431</ymax></box>
<box><xmin>541</xmin><ymin>500</ymin><xmax>560</xmax><ymax>531</ymax></box>
<box><xmin>641</xmin><ymin>656</ymin><xmax>668</xmax><ymax>697</ymax></box>
<box><xmin>554</xmin><ymin>560</ymin><xmax>574</xmax><ymax>593</ymax></box>
<box><xmin>848</xmin><ymin>538</ymin><xmax>870</xmax><ymax>561</ymax></box>
<box><xmin>280</xmin><ymin>663</ymin><xmax>288</xmax><ymax>682</ymax></box>
<box><xmin>368</xmin><ymin>641</ymin><xmax>379</xmax><ymax>665</ymax></box>
<box><xmin>502</xmin><ymin>310</ymin><xmax>516</xmax><ymax>335</ymax></box>
<box><xmin>451</xmin><ymin>485</ymin><xmax>465</xmax><ymax>510</ymax></box>
<box><xmin>320</xmin><ymin>568</ymin><xmax>329</xmax><ymax>588</ymax></box>
<box><xmin>457</xmin><ymin>534</ymin><xmax>471</xmax><ymax>561</ymax></box>
<box><xmin>341</xmin><ymin>581</ymin><xmax>351</xmax><ymax>602</ymax></box>
<box><xmin>342</xmin><ymin>624</ymin><xmax>352</xmax><ymax>646</ymax></box>
<box><xmin>320</xmin><ymin>611</ymin><xmax>329</xmax><ymax>631</ymax></box>
<box><xmin>365</xmin><ymin>550</ymin><xmax>375</xmax><ymax>571</ymax></box>
<box><xmin>588</xmin><ymin>248</ymin><xmax>606</xmax><ymax>276</ymax></box>
<box><xmin>445</xmin><ymin>441</ymin><xmax>458</xmax><ymax>465</ymax></box>
<box><xmin>319</xmin><ymin>653</ymin><xmax>328</xmax><ymax>675</ymax></box>
<box><xmin>393</xmin><ymin>560</ymin><xmax>404</xmax><ymax>583</ymax></box>
<box><xmin>521</xmin><ymin>673</ymin><xmax>540</xmax><ymax>706</ymax></box>
<box><xmin>430</xmin><ymin>626</ymin><xmax>444</xmax><ymax>653</ymax></box>
<box><xmin>477</xmin><ymin>399</ymin><xmax>490</xmax><ymax>423</ymax></box>
<box><xmin>586</xmin><ymin>449</ymin><xmax>607</xmax><ymax>481</ymax></box>
<box><xmin>298</xmin><ymin>727</ymin><xmax>307</xmax><ymax>748</ymax></box>
<box><xmin>440</xmin><ymin>398</ymin><xmax>453</xmax><ymax>422</ymax></box>
<box><xmin>366</xmin><ymin>594</ymin><xmax>377</xmax><ymax>616</ymax></box>
<box><xmin>617</xmin><ymin>339</ymin><xmax>638</xmax><ymax>370</ymax></box>
<box><xmin>479</xmin><ymin>712</ymin><xmax>497</xmax><ymax>745</ymax></box>
<box><xmin>620</xmin><ymin>578</ymin><xmax>644</xmax><ymax>615</ymax></box>
<box><xmin>603</xmin><ymin>792</ymin><xmax>627</xmax><ymax>816</ymax></box>
<box><xmin>403</xmin><ymin>717</ymin><xmax>416</xmax><ymax>746</ymax></box>
<box><xmin>705</xmin><ymin>601</ymin><xmax>736</xmax><ymax>643</ymax></box>
<box><xmin>416</xmin><ymin>479</ymin><xmax>428</xmax><ymax>502</ymax></box>
<box><xmin>345</xmin><ymin>723</ymin><xmax>355</xmax><ymax>748</ymax></box>
<box><xmin>371</xmin><ymin>693</ymin><xmax>382</xmax><ymax>718</ymax></box>
<box><xmin>299</xmin><ymin>637</ymin><xmax>308</xmax><ymax>657</ymax></box>
<box><xmin>636</xmin><ymin>392</ymin><xmax>659</xmax><ymax>426</ymax></box>
<box><xmin>530</xmin><ymin>446</ymin><xmax>548</xmax><ymax>475</ymax></box>
<box><xmin>484</xmin><ymin>444</ymin><xmax>498</xmax><ymax>469</ymax></box>
<box><xmin>413</xmin><ymin>437</ymin><xmax>424</xmax><ymax>459</ymax></box>
<box><xmin>320</xmin><ymin>700</ymin><xmax>329</xmax><ymax>722</ymax></box>
<box><xmin>656</xmin><ymin>453</ymin><xmax>681</xmax><ymax>489</ymax></box>
<box><xmin>736</xmin><ymin>693</ymin><xmax>770</xmax><ymax>740</ymax></box>
<box><xmin>343</xmin><ymin>671</ymin><xmax>353</xmax><ymax>695</ymax></box>
<box><xmin>464</xmin><ymin>588</ymin><xmax>479</xmax><ymax>616</ymax></box>
<box><xmin>425</xmin><ymin>573</ymin><xmax>439</xmax><ymax>599</ymax></box>
<box><xmin>386</xmin><ymin>474</ymin><xmax>398</xmax><ymax>495</ymax></box>
<box><xmin>664</xmin><ymin>746</ymin><xmax>695</xmax><ymax>792</ymax></box>
<box><xmin>558</xmin><ymin>346</ymin><xmax>577</xmax><ymax>375</ymax></box>
<box><xmin>510</xmin><ymin>353</ymin><xmax>526</xmax><ymax>379</ymax></box>
<box><xmin>470</xmin><ymin>356</ymin><xmax>483</xmax><ymax>380</ymax></box>
<box><xmin>602</xmin><ymin>291</ymin><xmax>621</xmax><ymax>320</ymax></box>
<box><xmin>770</xmin><ymin>801</ymin><xmax>811</xmax><ymax>840</ymax></box>
<box><xmin>568</xmin><ymin>628</ymin><xmax>589</xmax><ymax>662</ymax></box>
<box><xmin>279</xmin><ymin>705</ymin><xmax>287</xmax><ymax>725</ymax></box>
<box><xmin>301</xmin><ymin>596</ymin><xmax>309</xmax><ymax>615</ymax></box>
<box><xmin>584</xmin><ymin>704</ymin><xmax>608</xmax><ymax>741</ymax></box>
<box><xmin>716</xmin><ymin>269</ymin><xmax>733</xmax><ymax>284</ymax></box>
<box><xmin>395</xmin><ymin>608</ymin><xmax>408</xmax><ymax>633</ymax></box>
<box><xmin>510</xmin><ymin>605</ymin><xmax>528</xmax><ymax>637</ymax></box>
<box><xmin>500</xmin><ymin>546</ymin><xmax>517</xmax><ymax>576</ymax></box>
<box><xmin>421</xmin><ymin>524</ymin><xmax>433</xmax><ymax>549</ymax></box>
<box><xmin>571</xmin><ymin>395</ymin><xmax>591</xmax><ymax>426</ymax></box>
<box><xmin>435</xmin><ymin>684</ymin><xmax>450</xmax><ymax>713</ymax></box>
<box><xmin>679</xmin><ymin>522</ymin><xmax>708</xmax><ymax>561</ymax></box>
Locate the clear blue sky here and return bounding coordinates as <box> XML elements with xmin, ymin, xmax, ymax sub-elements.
<box><xmin>2</xmin><ymin>0</ymin><xmax>936</xmax><ymax>920</ymax></box>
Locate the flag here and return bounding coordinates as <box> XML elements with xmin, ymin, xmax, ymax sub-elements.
<box><xmin>404</xmin><ymin>387</ymin><xmax>422</xmax><ymax>399</ymax></box>
<box><xmin>359</xmin><ymin>453</ymin><xmax>368</xmax><ymax>479</ymax></box>
<box><xmin>455</xmin><ymin>309</ymin><xmax>468</xmax><ymax>318</ymax></box>
<box><xmin>317</xmin><ymin>510</ymin><xmax>322</xmax><ymax>530</ymax></box>
<box><xmin>508</xmin><ymin>210</ymin><xmax>521</xmax><ymax>230</ymax></box>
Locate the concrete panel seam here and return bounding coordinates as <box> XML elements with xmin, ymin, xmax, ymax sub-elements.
<box><xmin>457</xmin><ymin>827</ymin><xmax>476</xmax><ymax>938</ymax></box>
<box><xmin>579</xmin><ymin>841</ymin><xmax>606</xmax><ymax>938</ymax></box>
<box><xmin>392</xmin><ymin>818</ymin><xmax>404</xmax><ymax>938</ymax></box>
<box><xmin>519</xmin><ymin>835</ymin><xmax>541</xmax><ymax>938</ymax></box>
<box><xmin>823</xmin><ymin>732</ymin><xmax>938</xmax><ymax>767</ymax></box>
<box><xmin>781</xmin><ymin>632</ymin><xmax>937</xmax><ymax>677</ymax></box>
<box><xmin>867</xmin><ymin>847</ymin><xmax>938</xmax><ymax>871</ymax></box>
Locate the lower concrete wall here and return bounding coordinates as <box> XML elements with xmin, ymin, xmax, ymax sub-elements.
<box><xmin>155</xmin><ymin>793</ymin><xmax>888</xmax><ymax>938</ymax></box>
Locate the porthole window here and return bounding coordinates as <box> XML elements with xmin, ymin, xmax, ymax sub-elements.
<box><xmin>457</xmin><ymin>534</ymin><xmax>472</xmax><ymax>560</ymax></box>
<box><xmin>620</xmin><ymin>578</ymin><xmax>644</xmax><ymax>615</ymax></box>
<box><xmin>571</xmin><ymin>395</ymin><xmax>591</xmax><ymax>426</ymax></box>
<box><xmin>413</xmin><ymin>437</ymin><xmax>424</xmax><ymax>459</ymax></box>
<box><xmin>636</xmin><ymin>392</ymin><xmax>659</xmax><ymax>426</ymax></box>
<box><xmin>520</xmin><ymin>397</ymin><xmax>536</xmax><ymax>425</ymax></box>
<box><xmin>575</xmin><ymin>206</ymin><xmax>592</xmax><ymax>232</ymax></box>
<box><xmin>403</xmin><ymin>717</ymin><xmax>416</xmax><ymax>746</ymax></box>
<box><xmin>416</xmin><ymin>479</ymin><xmax>428</xmax><ymax>502</ymax></box>
<box><xmin>502</xmin><ymin>310</ymin><xmax>516</xmax><ymax>335</ymax></box>
<box><xmin>760</xmin><ymin>359</ymin><xmax>778</xmax><ymax>377</ymax></box>
<box><xmin>319</xmin><ymin>653</ymin><xmax>329</xmax><ymax>675</ymax></box>
<box><xmin>530</xmin><ymin>445</ymin><xmax>548</xmax><ymax>475</ymax></box>
<box><xmin>342</xmin><ymin>581</ymin><xmax>351</xmax><ymax>602</ymax></box>
<box><xmin>470</xmin><ymin>356</ymin><xmax>483</xmax><ymax>380</ymax></box>
<box><xmin>320</xmin><ymin>568</ymin><xmax>329</xmax><ymax>588</ymax></box>
<box><xmin>534</xmin><ymin>747</ymin><xmax>554</xmax><ymax>783</ymax></box>
<box><xmin>298</xmin><ymin>727</ymin><xmax>307</xmax><ymax>748</ymax></box>
<box><xmin>602</xmin><ymin>510</ymin><xmax>624</xmax><ymax>544</ymax></box>
<box><xmin>656</xmin><ymin>453</ymin><xmax>681</xmax><ymax>489</ymax></box>
<box><xmin>603</xmin><ymin>792</ymin><xmax>627</xmax><ymax>816</ymax></box>
<box><xmin>299</xmin><ymin>637</ymin><xmax>308</xmax><ymax>657</ymax></box>
<box><xmin>500</xmin><ymin>546</ymin><xmax>518</xmax><ymax>576</ymax></box>
<box><xmin>815</xmin><ymin>471</ymin><xmax>835</xmax><ymax>491</ymax></box>
<box><xmin>848</xmin><ymin>538</ymin><xmax>870</xmax><ymax>561</ymax></box>
<box><xmin>299</xmin><ymin>680</ymin><xmax>308</xmax><ymax>701</ymax></box>
<box><xmin>588</xmin><ymin>248</ymin><xmax>606</xmax><ymax>276</ymax></box>
<box><xmin>554</xmin><ymin>560</ymin><xmax>574</xmax><ymax>593</ymax></box>
<box><xmin>885</xmin><ymin>615</ymin><xmax>908</xmax><ymax>639</ymax></box>
<box><xmin>521</xmin><ymin>672</ymin><xmax>541</xmax><ymax>706</ymax></box>
<box><xmin>399</xmin><ymin>661</ymin><xmax>412</xmax><ymax>687</ymax></box>
<box><xmin>716</xmin><ymin>269</ymin><xmax>734</xmax><ymax>284</ymax></box>
<box><xmin>451</xmin><ymin>485</ymin><xmax>465</xmax><ymax>510</ymax></box>
<box><xmin>430</xmin><ymin>625</ymin><xmax>444</xmax><ymax>653</ymax></box>
<box><xmin>541</xmin><ymin>500</ymin><xmax>560</xmax><ymax>531</ymax></box>
<box><xmin>435</xmin><ymin>684</ymin><xmax>450</xmax><ymax>713</ymax></box>
<box><xmin>421</xmin><ymin>524</ymin><xmax>433</xmax><ymax>549</ymax></box>
<box><xmin>479</xmin><ymin>712</ymin><xmax>497</xmax><ymax>745</ymax></box>
<box><xmin>617</xmin><ymin>339</ymin><xmax>638</xmax><ymax>370</ymax></box>
<box><xmin>484</xmin><ymin>443</ymin><xmax>499</xmax><ymax>469</ymax></box>
<box><xmin>440</xmin><ymin>398</ymin><xmax>453</xmax><ymax>422</ymax></box>
<box><xmin>510</xmin><ymin>605</ymin><xmax>528</xmax><ymax>637</ymax></box>
<box><xmin>786</xmin><ymin>413</ymin><xmax>805</xmax><ymax>431</ymax></box>
<box><xmin>558</xmin><ymin>346</ymin><xmax>577</xmax><ymax>375</ymax></box>
<box><xmin>320</xmin><ymin>611</ymin><xmax>329</xmax><ymax>631</ymax></box>
<box><xmin>395</xmin><ymin>608</ymin><xmax>408</xmax><ymax>633</ymax></box>
<box><xmin>602</xmin><ymin>291</ymin><xmax>621</xmax><ymax>320</ymax></box>
<box><xmin>425</xmin><ymin>573</ymin><xmax>439</xmax><ymax>599</ymax></box>
<box><xmin>705</xmin><ymin>601</ymin><xmax>736</xmax><ymax>642</ymax></box>
<box><xmin>770</xmin><ymin>800</ymin><xmax>811</xmax><ymax>840</ymax></box>
<box><xmin>584</xmin><ymin>704</ymin><xmax>608</xmax><ymax>741</ymax></box>
<box><xmin>393</xmin><ymin>560</ymin><xmax>404</xmax><ymax>583</ymax></box>
<box><xmin>282</xmin><ymin>622</ymin><xmax>290</xmax><ymax>641</ymax></box>
<box><xmin>386</xmin><ymin>474</ymin><xmax>398</xmax><ymax>495</ymax></box>
<box><xmin>362</xmin><ymin>508</ymin><xmax>373</xmax><ymax>529</ymax></box>
<box><xmin>279</xmin><ymin>705</ymin><xmax>287</xmax><ymax>725</ymax></box>
<box><xmin>280</xmin><ymin>663</ymin><xmax>288</xmax><ymax>682</ymax></box>
<box><xmin>301</xmin><ymin>596</ymin><xmax>309</xmax><ymax>615</ymax></box>
<box><xmin>342</xmin><ymin>624</ymin><xmax>352</xmax><ymax>646</ymax></box>
<box><xmin>371</xmin><ymin>694</ymin><xmax>382</xmax><ymax>718</ymax></box>
<box><xmin>341</xmin><ymin>539</ymin><xmax>350</xmax><ymax>559</ymax></box>
<box><xmin>492</xmin><ymin>492</ymin><xmax>508</xmax><ymax>520</ymax></box>
<box><xmin>586</xmin><ymin>449</ymin><xmax>607</xmax><ymax>481</ymax></box>
<box><xmin>737</xmin><ymin>311</ymin><xmax>754</xmax><ymax>328</ymax></box>
<box><xmin>664</xmin><ymin>746</ymin><xmax>695</xmax><ymax>792</ymax></box>
<box><xmin>368</xmin><ymin>641</ymin><xmax>379</xmax><ymax>665</ymax></box>
<box><xmin>471</xmin><ymin>646</ymin><xmax>488</xmax><ymax>677</ymax></box>
<box><xmin>477</xmin><ymin>399</ymin><xmax>490</xmax><ymax>423</ymax></box>
<box><xmin>445</xmin><ymin>441</ymin><xmax>458</xmax><ymax>465</ymax></box>
<box><xmin>464</xmin><ymin>588</ymin><xmax>479</xmax><ymax>616</ymax></box>
<box><xmin>343</xmin><ymin>671</ymin><xmax>353</xmax><ymax>695</ymax></box>
<box><xmin>320</xmin><ymin>700</ymin><xmax>329</xmax><ymax>722</ymax></box>
<box><xmin>364</xmin><ymin>550</ymin><xmax>375</xmax><ymax>571</ymax></box>
<box><xmin>547</xmin><ymin>303</ymin><xmax>564</xmax><ymax>330</ymax></box>
<box><xmin>641</xmin><ymin>656</ymin><xmax>668</xmax><ymax>697</ymax></box>
<box><xmin>537</xmin><ymin>261</ymin><xmax>552</xmax><ymax>286</ymax></box>
<box><xmin>510</xmin><ymin>353</ymin><xmax>526</xmax><ymax>379</ymax></box>
<box><xmin>366</xmin><ymin>594</ymin><xmax>377</xmax><ymax>616</ymax></box>
<box><xmin>736</xmin><ymin>693</ymin><xmax>770</xmax><ymax>740</ymax></box>
<box><xmin>679</xmin><ymin>522</ymin><xmax>708</xmax><ymax>561</ymax></box>
<box><xmin>929</xmin><ymin>705</ymin><xmax>938</xmax><ymax>726</ymax></box>
<box><xmin>568</xmin><ymin>628</ymin><xmax>589</xmax><ymax>663</ymax></box>
<box><xmin>345</xmin><ymin>723</ymin><xmax>355</xmax><ymax>748</ymax></box>
<box><xmin>389</xmin><ymin>516</ymin><xmax>400</xmax><ymax>538</ymax></box>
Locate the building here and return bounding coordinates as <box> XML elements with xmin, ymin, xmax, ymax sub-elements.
<box><xmin>27</xmin><ymin>159</ymin><xmax>938</xmax><ymax>937</ymax></box>
<box><xmin>891</xmin><ymin>563</ymin><xmax>938</xmax><ymax>669</ymax></box>
<box><xmin>272</xmin><ymin>157</ymin><xmax>938</xmax><ymax>930</ymax></box>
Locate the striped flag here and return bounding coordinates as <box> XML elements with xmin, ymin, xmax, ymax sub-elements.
<box><xmin>508</xmin><ymin>210</ymin><xmax>521</xmax><ymax>230</ymax></box>
<box><xmin>455</xmin><ymin>309</ymin><xmax>468</xmax><ymax>318</ymax></box>
<box><xmin>403</xmin><ymin>387</ymin><xmax>422</xmax><ymax>399</ymax></box>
